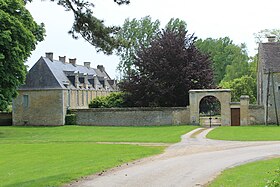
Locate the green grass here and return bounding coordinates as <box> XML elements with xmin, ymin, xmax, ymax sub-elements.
<box><xmin>0</xmin><ymin>125</ymin><xmax>197</xmax><ymax>143</ymax></box>
<box><xmin>208</xmin><ymin>158</ymin><xmax>280</xmax><ymax>187</ymax></box>
<box><xmin>0</xmin><ymin>125</ymin><xmax>196</xmax><ymax>187</ymax></box>
<box><xmin>207</xmin><ymin>126</ymin><xmax>280</xmax><ymax>141</ymax></box>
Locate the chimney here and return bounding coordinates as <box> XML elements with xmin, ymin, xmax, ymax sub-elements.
<box><xmin>83</xmin><ymin>73</ymin><xmax>88</xmax><ymax>89</ymax></box>
<box><xmin>59</xmin><ymin>56</ymin><xmax>66</xmax><ymax>63</ymax></box>
<box><xmin>69</xmin><ymin>58</ymin><xmax>77</xmax><ymax>66</ymax></box>
<box><xmin>84</xmin><ymin>62</ymin><xmax>91</xmax><ymax>68</ymax></box>
<box><xmin>97</xmin><ymin>65</ymin><xmax>105</xmax><ymax>72</ymax></box>
<box><xmin>267</xmin><ymin>36</ymin><xmax>276</xmax><ymax>42</ymax></box>
<box><xmin>74</xmin><ymin>71</ymin><xmax>79</xmax><ymax>88</ymax></box>
<box><xmin>45</xmin><ymin>52</ymin><xmax>53</xmax><ymax>61</ymax></box>
<box><xmin>93</xmin><ymin>75</ymin><xmax>99</xmax><ymax>89</ymax></box>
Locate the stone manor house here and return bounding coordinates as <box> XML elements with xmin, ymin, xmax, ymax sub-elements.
<box><xmin>13</xmin><ymin>53</ymin><xmax>117</xmax><ymax>126</ymax></box>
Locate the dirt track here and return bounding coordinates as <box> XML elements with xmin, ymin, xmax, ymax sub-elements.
<box><xmin>65</xmin><ymin>128</ymin><xmax>280</xmax><ymax>187</ymax></box>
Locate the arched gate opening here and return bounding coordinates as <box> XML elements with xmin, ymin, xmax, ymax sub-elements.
<box><xmin>189</xmin><ymin>89</ymin><xmax>231</xmax><ymax>126</ymax></box>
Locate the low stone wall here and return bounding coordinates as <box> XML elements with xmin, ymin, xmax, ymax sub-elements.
<box><xmin>0</xmin><ymin>112</ymin><xmax>12</xmax><ymax>126</ymax></box>
<box><xmin>72</xmin><ymin>107</ymin><xmax>190</xmax><ymax>126</ymax></box>
<box><xmin>248</xmin><ymin>105</ymin><xmax>265</xmax><ymax>125</ymax></box>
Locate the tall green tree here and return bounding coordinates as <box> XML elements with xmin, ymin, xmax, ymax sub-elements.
<box><xmin>116</xmin><ymin>17</ymin><xmax>189</xmax><ymax>78</ymax></box>
<box><xmin>116</xmin><ymin>16</ymin><xmax>161</xmax><ymax>78</ymax></box>
<box><xmin>195</xmin><ymin>37</ymin><xmax>249</xmax><ymax>84</ymax></box>
<box><xmin>219</xmin><ymin>75</ymin><xmax>257</xmax><ymax>103</ymax></box>
<box><xmin>119</xmin><ymin>28</ymin><xmax>214</xmax><ymax>107</ymax></box>
<box><xmin>0</xmin><ymin>0</ymin><xmax>45</xmax><ymax>110</ymax></box>
<box><xmin>165</xmin><ymin>18</ymin><xmax>187</xmax><ymax>33</ymax></box>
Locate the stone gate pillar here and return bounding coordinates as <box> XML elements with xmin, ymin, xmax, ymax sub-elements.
<box><xmin>189</xmin><ymin>91</ymin><xmax>200</xmax><ymax>125</ymax></box>
<box><xmin>240</xmin><ymin>95</ymin><xmax>250</xmax><ymax>126</ymax></box>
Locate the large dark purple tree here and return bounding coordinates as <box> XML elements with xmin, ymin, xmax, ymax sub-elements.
<box><xmin>119</xmin><ymin>28</ymin><xmax>214</xmax><ymax>107</ymax></box>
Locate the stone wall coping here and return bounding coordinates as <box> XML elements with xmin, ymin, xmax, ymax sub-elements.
<box><xmin>249</xmin><ymin>105</ymin><xmax>264</xmax><ymax>109</ymax></box>
<box><xmin>230</xmin><ymin>102</ymin><xmax>240</xmax><ymax>105</ymax></box>
<box><xmin>189</xmin><ymin>89</ymin><xmax>231</xmax><ymax>93</ymax></box>
<box><xmin>71</xmin><ymin>107</ymin><xmax>189</xmax><ymax>112</ymax></box>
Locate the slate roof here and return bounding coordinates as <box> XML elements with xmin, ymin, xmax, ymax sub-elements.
<box><xmin>20</xmin><ymin>56</ymin><xmax>115</xmax><ymax>90</ymax></box>
<box><xmin>259</xmin><ymin>42</ymin><xmax>280</xmax><ymax>73</ymax></box>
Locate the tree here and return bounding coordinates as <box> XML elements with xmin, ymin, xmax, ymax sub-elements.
<box><xmin>165</xmin><ymin>18</ymin><xmax>187</xmax><ymax>33</ymax></box>
<box><xmin>195</xmin><ymin>37</ymin><xmax>249</xmax><ymax>84</ymax></box>
<box><xmin>37</xmin><ymin>0</ymin><xmax>130</xmax><ymax>55</ymax></box>
<box><xmin>0</xmin><ymin>0</ymin><xmax>45</xmax><ymax>111</ymax></box>
<box><xmin>116</xmin><ymin>16</ymin><xmax>160</xmax><ymax>78</ymax></box>
<box><xmin>219</xmin><ymin>76</ymin><xmax>257</xmax><ymax>103</ymax></box>
<box><xmin>119</xmin><ymin>28</ymin><xmax>214</xmax><ymax>107</ymax></box>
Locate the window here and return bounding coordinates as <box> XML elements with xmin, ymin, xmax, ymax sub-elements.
<box><xmin>23</xmin><ymin>95</ymin><xmax>29</xmax><ymax>108</ymax></box>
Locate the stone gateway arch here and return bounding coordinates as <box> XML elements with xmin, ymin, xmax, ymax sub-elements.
<box><xmin>189</xmin><ymin>89</ymin><xmax>232</xmax><ymax>126</ymax></box>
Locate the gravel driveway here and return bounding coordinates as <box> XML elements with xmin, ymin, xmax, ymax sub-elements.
<box><xmin>65</xmin><ymin>128</ymin><xmax>280</xmax><ymax>187</ymax></box>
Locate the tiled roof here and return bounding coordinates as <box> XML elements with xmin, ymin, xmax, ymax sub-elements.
<box><xmin>259</xmin><ymin>42</ymin><xmax>280</xmax><ymax>73</ymax></box>
<box><xmin>20</xmin><ymin>56</ymin><xmax>114</xmax><ymax>90</ymax></box>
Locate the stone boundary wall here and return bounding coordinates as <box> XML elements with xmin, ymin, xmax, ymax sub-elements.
<box><xmin>71</xmin><ymin>107</ymin><xmax>190</xmax><ymax>126</ymax></box>
<box><xmin>0</xmin><ymin>112</ymin><xmax>12</xmax><ymax>126</ymax></box>
<box><xmin>248</xmin><ymin>105</ymin><xmax>265</xmax><ymax>125</ymax></box>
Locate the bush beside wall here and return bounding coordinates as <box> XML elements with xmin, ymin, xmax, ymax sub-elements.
<box><xmin>65</xmin><ymin>114</ymin><xmax>76</xmax><ymax>125</ymax></box>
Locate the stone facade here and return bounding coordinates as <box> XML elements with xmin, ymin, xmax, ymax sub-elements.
<box><xmin>72</xmin><ymin>107</ymin><xmax>190</xmax><ymax>126</ymax></box>
<box><xmin>189</xmin><ymin>89</ymin><xmax>231</xmax><ymax>126</ymax></box>
<box><xmin>13</xmin><ymin>53</ymin><xmax>116</xmax><ymax>126</ymax></box>
<box><xmin>258</xmin><ymin>42</ymin><xmax>280</xmax><ymax>124</ymax></box>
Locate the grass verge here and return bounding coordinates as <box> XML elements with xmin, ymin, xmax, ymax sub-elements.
<box><xmin>207</xmin><ymin>126</ymin><xmax>280</xmax><ymax>141</ymax></box>
<box><xmin>208</xmin><ymin>157</ymin><xmax>280</xmax><ymax>187</ymax></box>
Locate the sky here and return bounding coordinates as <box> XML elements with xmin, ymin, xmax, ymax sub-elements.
<box><xmin>26</xmin><ymin>0</ymin><xmax>280</xmax><ymax>79</ymax></box>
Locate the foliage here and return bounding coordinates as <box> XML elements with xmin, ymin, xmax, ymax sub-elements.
<box><xmin>89</xmin><ymin>92</ymin><xmax>125</xmax><ymax>108</ymax></box>
<box><xmin>65</xmin><ymin>114</ymin><xmax>76</xmax><ymax>125</ymax></box>
<box><xmin>195</xmin><ymin>37</ymin><xmax>249</xmax><ymax>84</ymax></box>
<box><xmin>165</xmin><ymin>18</ymin><xmax>187</xmax><ymax>33</ymax></box>
<box><xmin>116</xmin><ymin>16</ymin><xmax>160</xmax><ymax>77</ymax></box>
<box><xmin>208</xmin><ymin>157</ymin><xmax>280</xmax><ymax>187</ymax></box>
<box><xmin>266</xmin><ymin>167</ymin><xmax>280</xmax><ymax>187</ymax></box>
<box><xmin>254</xmin><ymin>29</ymin><xmax>280</xmax><ymax>43</ymax></box>
<box><xmin>207</xmin><ymin>126</ymin><xmax>280</xmax><ymax>141</ymax></box>
<box><xmin>0</xmin><ymin>0</ymin><xmax>45</xmax><ymax>111</ymax></box>
<box><xmin>219</xmin><ymin>75</ymin><xmax>257</xmax><ymax>103</ymax></box>
<box><xmin>120</xmin><ymin>28</ymin><xmax>214</xmax><ymax>107</ymax></box>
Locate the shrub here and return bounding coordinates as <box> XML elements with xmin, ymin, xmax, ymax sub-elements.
<box><xmin>89</xmin><ymin>92</ymin><xmax>125</xmax><ymax>108</ymax></box>
<box><xmin>65</xmin><ymin>114</ymin><xmax>76</xmax><ymax>125</ymax></box>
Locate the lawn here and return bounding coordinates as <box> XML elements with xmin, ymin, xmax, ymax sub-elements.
<box><xmin>208</xmin><ymin>157</ymin><xmax>280</xmax><ymax>187</ymax></box>
<box><xmin>0</xmin><ymin>125</ymin><xmax>196</xmax><ymax>187</ymax></box>
<box><xmin>207</xmin><ymin>126</ymin><xmax>280</xmax><ymax>141</ymax></box>
<box><xmin>0</xmin><ymin>125</ymin><xmax>197</xmax><ymax>143</ymax></box>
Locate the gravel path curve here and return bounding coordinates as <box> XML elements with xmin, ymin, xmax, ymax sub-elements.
<box><xmin>65</xmin><ymin>128</ymin><xmax>280</xmax><ymax>187</ymax></box>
